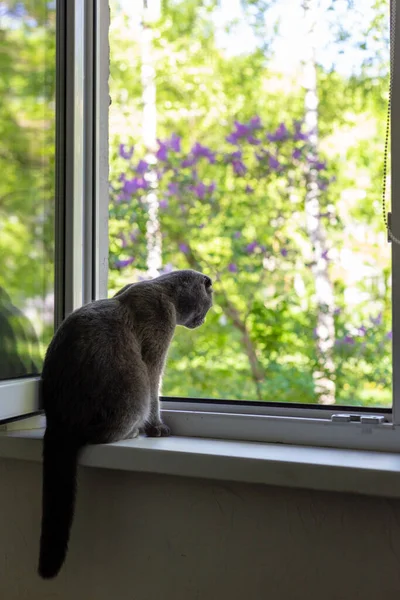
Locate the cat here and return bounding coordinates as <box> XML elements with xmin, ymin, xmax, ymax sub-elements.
<box><xmin>38</xmin><ymin>269</ymin><xmax>213</xmax><ymax>579</ymax></box>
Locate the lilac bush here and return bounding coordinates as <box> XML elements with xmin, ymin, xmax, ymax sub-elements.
<box><xmin>108</xmin><ymin>116</ymin><xmax>390</xmax><ymax>404</ymax></box>
<box><xmin>109</xmin><ymin>116</ymin><xmax>333</xmax><ymax>278</ymax></box>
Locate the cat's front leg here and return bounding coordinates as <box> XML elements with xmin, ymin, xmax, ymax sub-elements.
<box><xmin>142</xmin><ymin>363</ymin><xmax>171</xmax><ymax>438</ymax></box>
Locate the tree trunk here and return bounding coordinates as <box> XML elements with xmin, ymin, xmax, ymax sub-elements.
<box><xmin>302</xmin><ymin>0</ymin><xmax>336</xmax><ymax>404</ymax></box>
<box><xmin>141</xmin><ymin>0</ymin><xmax>162</xmax><ymax>278</ymax></box>
<box><xmin>177</xmin><ymin>242</ymin><xmax>265</xmax><ymax>401</ymax></box>
<box><xmin>221</xmin><ymin>301</ymin><xmax>264</xmax><ymax>402</ymax></box>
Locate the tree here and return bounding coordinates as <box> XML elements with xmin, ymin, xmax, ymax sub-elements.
<box><xmin>111</xmin><ymin>116</ymin><xmax>334</xmax><ymax>401</ymax></box>
<box><xmin>140</xmin><ymin>0</ymin><xmax>163</xmax><ymax>277</ymax></box>
<box><xmin>302</xmin><ymin>0</ymin><xmax>336</xmax><ymax>404</ymax></box>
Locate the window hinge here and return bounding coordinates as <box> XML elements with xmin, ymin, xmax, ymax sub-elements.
<box><xmin>331</xmin><ymin>414</ymin><xmax>386</xmax><ymax>424</ymax></box>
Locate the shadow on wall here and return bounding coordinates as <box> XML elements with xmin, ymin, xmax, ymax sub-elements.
<box><xmin>0</xmin><ymin>286</ymin><xmax>40</xmax><ymax>379</ymax></box>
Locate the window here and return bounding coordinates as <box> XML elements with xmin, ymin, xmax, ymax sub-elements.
<box><xmin>108</xmin><ymin>0</ymin><xmax>397</xmax><ymax>448</ymax></box>
<box><xmin>0</xmin><ymin>0</ymin><xmax>56</xmax><ymax>417</ymax></box>
<box><xmin>2</xmin><ymin>0</ymin><xmax>400</xmax><ymax>454</ymax></box>
<box><xmin>106</xmin><ymin>0</ymin><xmax>400</xmax><ymax>451</ymax></box>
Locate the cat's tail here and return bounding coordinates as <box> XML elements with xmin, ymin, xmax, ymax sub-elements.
<box><xmin>38</xmin><ymin>426</ymin><xmax>83</xmax><ymax>579</ymax></box>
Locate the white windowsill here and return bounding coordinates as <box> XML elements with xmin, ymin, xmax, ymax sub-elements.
<box><xmin>1</xmin><ymin>421</ymin><xmax>400</xmax><ymax>498</ymax></box>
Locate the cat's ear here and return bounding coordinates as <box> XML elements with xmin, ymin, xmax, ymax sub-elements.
<box><xmin>203</xmin><ymin>276</ymin><xmax>212</xmax><ymax>290</ymax></box>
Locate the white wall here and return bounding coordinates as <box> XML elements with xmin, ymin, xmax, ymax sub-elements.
<box><xmin>1</xmin><ymin>458</ymin><xmax>400</xmax><ymax>600</ymax></box>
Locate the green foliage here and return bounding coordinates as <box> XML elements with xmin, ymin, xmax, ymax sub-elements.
<box><xmin>1</xmin><ymin>0</ymin><xmax>390</xmax><ymax>406</ymax></box>
<box><xmin>0</xmin><ymin>2</ymin><xmax>56</xmax><ymax>368</ymax></box>
<box><xmin>109</xmin><ymin>0</ymin><xmax>391</xmax><ymax>406</ymax></box>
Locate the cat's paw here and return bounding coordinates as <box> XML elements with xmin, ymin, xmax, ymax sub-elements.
<box><xmin>144</xmin><ymin>422</ymin><xmax>171</xmax><ymax>437</ymax></box>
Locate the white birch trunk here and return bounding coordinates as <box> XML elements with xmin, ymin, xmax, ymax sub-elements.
<box><xmin>141</xmin><ymin>0</ymin><xmax>162</xmax><ymax>278</ymax></box>
<box><xmin>303</xmin><ymin>0</ymin><xmax>336</xmax><ymax>404</ymax></box>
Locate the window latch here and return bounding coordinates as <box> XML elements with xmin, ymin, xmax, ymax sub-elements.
<box><xmin>331</xmin><ymin>414</ymin><xmax>386</xmax><ymax>424</ymax></box>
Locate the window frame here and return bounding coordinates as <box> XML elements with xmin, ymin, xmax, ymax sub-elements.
<box><xmin>1</xmin><ymin>0</ymin><xmax>398</xmax><ymax>456</ymax></box>
<box><xmin>160</xmin><ymin>400</ymin><xmax>398</xmax><ymax>452</ymax></box>
<box><xmin>390</xmin><ymin>0</ymin><xmax>400</xmax><ymax>428</ymax></box>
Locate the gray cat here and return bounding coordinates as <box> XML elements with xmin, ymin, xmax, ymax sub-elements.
<box><xmin>38</xmin><ymin>269</ymin><xmax>213</xmax><ymax>579</ymax></box>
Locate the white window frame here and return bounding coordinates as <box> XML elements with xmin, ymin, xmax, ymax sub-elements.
<box><xmin>1</xmin><ymin>0</ymin><xmax>399</xmax><ymax>456</ymax></box>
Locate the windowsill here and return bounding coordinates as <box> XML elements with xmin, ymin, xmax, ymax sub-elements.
<box><xmin>1</xmin><ymin>422</ymin><xmax>400</xmax><ymax>498</ymax></box>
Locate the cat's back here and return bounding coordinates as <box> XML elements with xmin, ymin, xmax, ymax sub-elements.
<box><xmin>42</xmin><ymin>298</ymin><xmax>137</xmax><ymax>383</ymax></box>
<box><xmin>41</xmin><ymin>297</ymin><xmax>150</xmax><ymax>437</ymax></box>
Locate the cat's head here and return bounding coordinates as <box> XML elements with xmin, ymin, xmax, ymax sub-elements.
<box><xmin>157</xmin><ymin>269</ymin><xmax>213</xmax><ymax>329</ymax></box>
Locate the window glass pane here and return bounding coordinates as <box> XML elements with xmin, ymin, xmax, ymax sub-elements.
<box><xmin>108</xmin><ymin>0</ymin><xmax>390</xmax><ymax>407</ymax></box>
<box><xmin>0</xmin><ymin>1</ymin><xmax>56</xmax><ymax>379</ymax></box>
